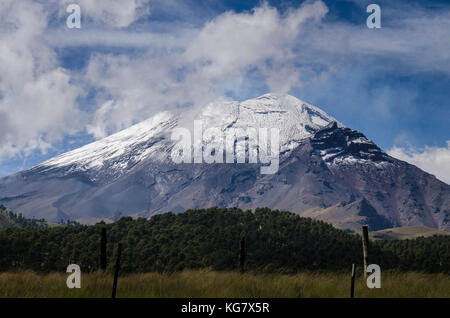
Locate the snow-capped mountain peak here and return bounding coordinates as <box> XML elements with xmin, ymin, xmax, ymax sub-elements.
<box><xmin>34</xmin><ymin>93</ymin><xmax>339</xmax><ymax>174</ymax></box>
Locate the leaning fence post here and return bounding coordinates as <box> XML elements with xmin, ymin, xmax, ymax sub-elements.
<box><xmin>111</xmin><ymin>243</ymin><xmax>122</xmax><ymax>299</ymax></box>
<box><xmin>362</xmin><ymin>225</ymin><xmax>369</xmax><ymax>278</ymax></box>
<box><xmin>239</xmin><ymin>236</ymin><xmax>246</xmax><ymax>273</ymax></box>
<box><xmin>100</xmin><ymin>228</ymin><xmax>107</xmax><ymax>271</ymax></box>
<box><xmin>350</xmin><ymin>263</ymin><xmax>356</xmax><ymax>298</ymax></box>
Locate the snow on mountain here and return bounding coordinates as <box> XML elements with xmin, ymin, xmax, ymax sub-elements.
<box><xmin>311</xmin><ymin>121</ymin><xmax>390</xmax><ymax>167</ymax></box>
<box><xmin>35</xmin><ymin>111</ymin><xmax>177</xmax><ymax>173</ymax></box>
<box><xmin>198</xmin><ymin>93</ymin><xmax>341</xmax><ymax>150</ymax></box>
<box><xmin>34</xmin><ymin>93</ymin><xmax>339</xmax><ymax>175</ymax></box>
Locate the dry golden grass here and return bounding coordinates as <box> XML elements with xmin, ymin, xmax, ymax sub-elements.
<box><xmin>0</xmin><ymin>270</ymin><xmax>448</xmax><ymax>298</ymax></box>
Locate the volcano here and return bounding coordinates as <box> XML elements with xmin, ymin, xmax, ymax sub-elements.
<box><xmin>0</xmin><ymin>93</ymin><xmax>448</xmax><ymax>231</ymax></box>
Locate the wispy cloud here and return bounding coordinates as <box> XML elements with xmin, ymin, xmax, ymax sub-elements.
<box><xmin>45</xmin><ymin>29</ymin><xmax>193</xmax><ymax>49</ymax></box>
<box><xmin>57</xmin><ymin>0</ymin><xmax>151</xmax><ymax>28</ymax></box>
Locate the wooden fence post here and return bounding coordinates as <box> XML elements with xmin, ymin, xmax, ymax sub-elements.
<box><xmin>362</xmin><ymin>225</ymin><xmax>369</xmax><ymax>278</ymax></box>
<box><xmin>100</xmin><ymin>228</ymin><xmax>107</xmax><ymax>271</ymax></box>
<box><xmin>239</xmin><ymin>236</ymin><xmax>246</xmax><ymax>273</ymax></box>
<box><xmin>350</xmin><ymin>263</ymin><xmax>356</xmax><ymax>298</ymax></box>
<box><xmin>111</xmin><ymin>243</ymin><xmax>122</xmax><ymax>299</ymax></box>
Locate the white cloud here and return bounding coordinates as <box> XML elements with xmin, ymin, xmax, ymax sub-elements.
<box><xmin>388</xmin><ymin>141</ymin><xmax>450</xmax><ymax>185</ymax></box>
<box><xmin>0</xmin><ymin>0</ymin><xmax>83</xmax><ymax>158</ymax></box>
<box><xmin>185</xmin><ymin>1</ymin><xmax>328</xmax><ymax>82</ymax></box>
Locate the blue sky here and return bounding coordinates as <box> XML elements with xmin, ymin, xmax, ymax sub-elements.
<box><xmin>0</xmin><ymin>0</ymin><xmax>449</xmax><ymax>183</ymax></box>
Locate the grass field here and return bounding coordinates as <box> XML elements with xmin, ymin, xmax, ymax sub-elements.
<box><xmin>0</xmin><ymin>270</ymin><xmax>449</xmax><ymax>298</ymax></box>
<box><xmin>370</xmin><ymin>226</ymin><xmax>450</xmax><ymax>240</ymax></box>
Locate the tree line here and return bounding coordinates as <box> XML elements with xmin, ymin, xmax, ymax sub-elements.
<box><xmin>0</xmin><ymin>207</ymin><xmax>448</xmax><ymax>273</ymax></box>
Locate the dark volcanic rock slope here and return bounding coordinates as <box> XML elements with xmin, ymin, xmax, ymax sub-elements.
<box><xmin>0</xmin><ymin>94</ymin><xmax>448</xmax><ymax>231</ymax></box>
